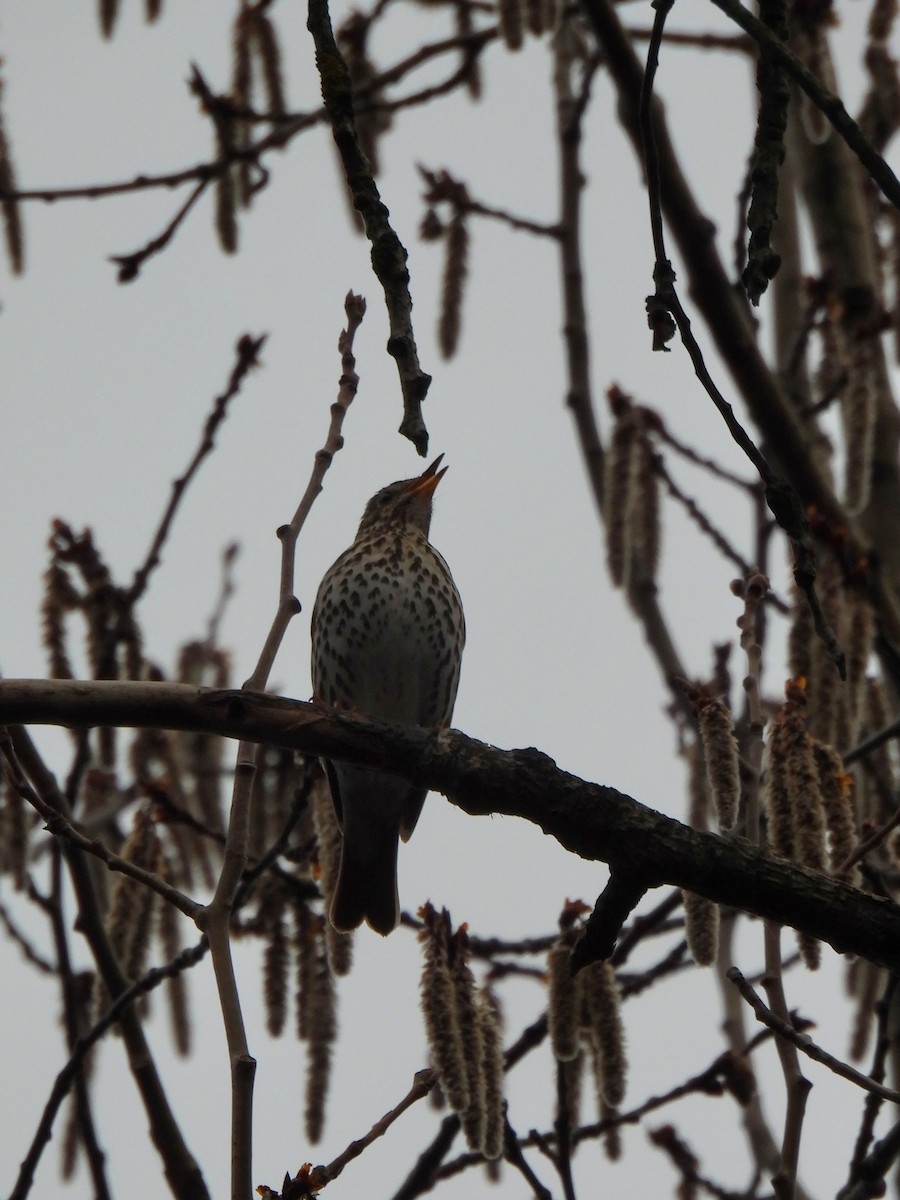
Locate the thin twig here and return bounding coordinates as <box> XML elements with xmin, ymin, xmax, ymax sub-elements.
<box><xmin>846</xmin><ymin>973</ymin><xmax>899</xmax><ymax>1187</ymax></box>
<box><xmin>129</xmin><ymin>334</ymin><xmax>267</xmax><ymax>605</ymax></box>
<box><xmin>761</xmin><ymin>923</ymin><xmax>810</xmax><ymax>1200</ymax></box>
<box><xmin>249</xmin><ymin>291</ymin><xmax>366</xmax><ymax>688</ymax></box>
<box><xmin>832</xmin><ymin>803</ymin><xmax>900</xmax><ymax>878</ymax></box>
<box><xmin>0</xmin><ymin>896</ymin><xmax>54</xmax><ymax>973</ymax></box>
<box><xmin>728</xmin><ymin>967</ymin><xmax>900</xmax><ymax>1103</ymax></box>
<box><xmin>503</xmin><ymin>1118</ymin><xmax>555</xmax><ymax>1200</ymax></box>
<box><xmin>320</xmin><ymin>1069</ymin><xmax>437</xmax><ymax>1186</ymax></box>
<box><xmin>553</xmin><ymin>22</ymin><xmax>605</xmax><ymax>511</ymax></box>
<box><xmin>612</xmin><ymin>887</ymin><xmax>683</xmax><ymax>964</ymax></box>
<box><xmin>836</xmin><ymin>1118</ymin><xmax>900</xmax><ymax>1200</ymax></box>
<box><xmin>654</xmin><ymin>422</ymin><xmax>756</xmax><ymax>490</ymax></box>
<box><xmin>654</xmin><ymin>456</ymin><xmax>759</xmax><ymax>579</ymax></box>
<box><xmin>625</xmin><ymin>26</ymin><xmax>753</xmax><ymax>51</ymax></box>
<box><xmin>843</xmin><ymin>714</ymin><xmax>900</xmax><ymax>764</ymax></box>
<box><xmin>205</xmin><ymin>542</ymin><xmax>240</xmax><ymax>652</ymax></box>
<box><xmin>110</xmin><ymin>178</ymin><xmax>208</xmax><ymax>282</ymax></box>
<box><xmin>618</xmin><ymin>939</ymin><xmax>690</xmax><ymax>999</ymax></box>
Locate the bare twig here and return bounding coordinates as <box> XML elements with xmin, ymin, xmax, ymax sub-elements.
<box><xmin>843</xmin><ymin>713</ymin><xmax>900</xmax><ymax>764</ymax></box>
<box><xmin>654</xmin><ymin>457</ymin><xmax>759</xmax><ymax>579</ymax></box>
<box><xmin>760</xmin><ymin>923</ymin><xmax>811</xmax><ymax>1200</ymax></box>
<box><xmin>837</xmin><ymin>1118</ymin><xmax>900</xmax><ymax>1200</ymax></box>
<box><xmin>654</xmin><ymin>421</ymin><xmax>756</xmax><ymax>489</ymax></box>
<box><xmin>845</xmin><ymin>973</ymin><xmax>899</xmax><ymax>1188</ymax></box>
<box><xmin>129</xmin><ymin>334</ymin><xmax>267</xmax><ymax>606</ymax></box>
<box><xmin>728</xmin><ymin>967</ymin><xmax>900</xmax><ymax>1103</ymax></box>
<box><xmin>832</xmin><ymin>803</ymin><xmax>900</xmax><ymax>878</ymax></box>
<box><xmin>553</xmin><ymin>24</ymin><xmax>604</xmax><ymax>512</ymax></box>
<box><xmin>420</xmin><ymin>165</ymin><xmax>560</xmax><ymax>238</ymax></box>
<box><xmin>321</xmin><ymin>1069</ymin><xmax>437</xmax><ymax>1186</ymax></box>
<box><xmin>205</xmin><ymin>542</ymin><xmax>241</xmax><ymax>652</ymax></box>
<box><xmin>110</xmin><ymin>178</ymin><xmax>208</xmax><ymax>282</ymax></box>
<box><xmin>0</xmin><ymin>897</ymin><xmax>54</xmax><ymax>974</ymax></box>
<box><xmin>438</xmin><ymin>1034</ymin><xmax>781</xmax><ymax>1181</ymax></box>
<box><xmin>249</xmin><ymin>291</ymin><xmax>366</xmax><ymax>689</ymax></box>
<box><xmin>503</xmin><ymin>1118</ymin><xmax>555</xmax><ymax>1200</ymax></box>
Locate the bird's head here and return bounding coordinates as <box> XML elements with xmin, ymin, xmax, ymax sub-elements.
<box><xmin>356</xmin><ymin>454</ymin><xmax>448</xmax><ymax>538</ymax></box>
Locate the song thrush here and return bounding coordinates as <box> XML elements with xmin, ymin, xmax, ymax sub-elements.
<box><xmin>311</xmin><ymin>455</ymin><xmax>465</xmax><ymax>935</ymax></box>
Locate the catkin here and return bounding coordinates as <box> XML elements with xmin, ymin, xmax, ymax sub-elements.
<box><xmin>420</xmin><ymin>911</ymin><xmax>469</xmax><ymax>1115</ymax></box>
<box><xmin>438</xmin><ymin>212</ymin><xmax>469</xmax><ymax>359</ymax></box>
<box><xmin>263</xmin><ymin>901</ymin><xmax>289</xmax><ymax>1038</ymax></box>
<box><xmin>547</xmin><ymin>939</ymin><xmax>580</xmax><ymax>1061</ymax></box>
<box><xmin>604</xmin><ymin>393</ymin><xmax>640</xmax><ymax>587</ymax></box>
<box><xmin>627</xmin><ymin>423</ymin><xmax>661</xmax><ymax>592</ymax></box>
<box><xmin>304</xmin><ymin>933</ymin><xmax>337</xmax><ymax>1143</ymax></box>
<box><xmin>783</xmin><ymin>704</ymin><xmax>827</xmax><ymax>874</ymax></box>
<box><xmin>497</xmin><ymin>0</ymin><xmax>524</xmax><ymax>50</ymax></box>
<box><xmin>478</xmin><ymin>988</ymin><xmax>506</xmax><ymax>1160</ymax></box>
<box><xmin>764</xmin><ymin>710</ymin><xmax>794</xmax><ymax>860</ymax></box>
<box><xmin>581</xmin><ymin>960</ymin><xmax>627</xmax><ymax>1109</ymax></box>
<box><xmin>311</xmin><ymin>772</ymin><xmax>354</xmax><ymax>976</ymax></box>
<box><xmin>157</xmin><ymin>879</ymin><xmax>191</xmax><ymax>1057</ymax></box>
<box><xmin>812</xmin><ymin>739</ymin><xmax>860</xmax><ymax>883</ymax></box>
<box><xmin>682</xmin><ymin>890</ymin><xmax>720</xmax><ymax>967</ymax></box>
<box><xmin>452</xmin><ymin>930</ymin><xmax>486</xmax><ymax>1152</ymax></box>
<box><xmin>698</xmin><ymin>697</ymin><xmax>741</xmax><ymax>832</ymax></box>
<box><xmin>842</xmin><ymin>342</ymin><xmax>877</xmax><ymax>517</ymax></box>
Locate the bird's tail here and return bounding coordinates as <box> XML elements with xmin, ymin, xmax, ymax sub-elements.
<box><xmin>330</xmin><ymin>807</ymin><xmax>401</xmax><ymax>936</ymax></box>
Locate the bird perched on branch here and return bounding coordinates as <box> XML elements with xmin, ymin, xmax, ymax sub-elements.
<box><xmin>311</xmin><ymin>455</ymin><xmax>465</xmax><ymax>935</ymax></box>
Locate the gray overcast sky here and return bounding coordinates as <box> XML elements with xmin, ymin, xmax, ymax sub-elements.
<box><xmin>2</xmin><ymin>2</ymin><xmax>892</xmax><ymax>1197</ymax></box>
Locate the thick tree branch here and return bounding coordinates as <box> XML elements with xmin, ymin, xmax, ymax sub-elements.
<box><xmin>4</xmin><ymin>679</ymin><xmax>900</xmax><ymax>971</ymax></box>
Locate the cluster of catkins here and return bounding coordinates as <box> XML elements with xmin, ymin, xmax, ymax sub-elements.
<box><xmin>419</xmin><ymin>904</ymin><xmax>506</xmax><ymax>1159</ymax></box>
<box><xmin>546</xmin><ymin>901</ymin><xmax>628</xmax><ymax>1135</ymax></box>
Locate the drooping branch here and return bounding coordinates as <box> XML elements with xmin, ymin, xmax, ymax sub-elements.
<box><xmin>710</xmin><ymin>0</ymin><xmax>900</xmax><ymax>212</ymax></box>
<box><xmin>4</xmin><ymin>678</ymin><xmax>900</xmax><ymax>972</ymax></box>
<box><xmin>307</xmin><ymin>0</ymin><xmax>432</xmax><ymax>453</ymax></box>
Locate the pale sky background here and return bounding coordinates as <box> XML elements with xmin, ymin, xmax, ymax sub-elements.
<box><xmin>1</xmin><ymin>1</ymin><xmax>895</xmax><ymax>1198</ymax></box>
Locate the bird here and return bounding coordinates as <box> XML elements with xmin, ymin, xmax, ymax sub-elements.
<box><xmin>310</xmin><ymin>455</ymin><xmax>465</xmax><ymax>935</ymax></box>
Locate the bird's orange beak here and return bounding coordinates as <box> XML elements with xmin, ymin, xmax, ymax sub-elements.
<box><xmin>404</xmin><ymin>454</ymin><xmax>448</xmax><ymax>499</ymax></box>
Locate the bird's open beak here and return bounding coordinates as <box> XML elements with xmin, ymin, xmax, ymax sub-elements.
<box><xmin>404</xmin><ymin>454</ymin><xmax>448</xmax><ymax>498</ymax></box>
